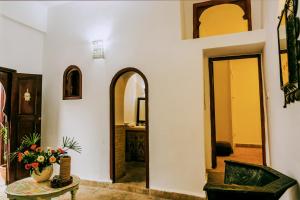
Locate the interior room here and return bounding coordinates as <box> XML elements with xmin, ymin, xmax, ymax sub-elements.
<box><xmin>1</xmin><ymin>0</ymin><xmax>300</xmax><ymax>200</ymax></box>
<box><xmin>207</xmin><ymin>56</ymin><xmax>264</xmax><ymax>176</ymax></box>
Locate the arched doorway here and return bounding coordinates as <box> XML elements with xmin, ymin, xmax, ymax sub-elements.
<box><xmin>110</xmin><ymin>67</ymin><xmax>149</xmax><ymax>188</ymax></box>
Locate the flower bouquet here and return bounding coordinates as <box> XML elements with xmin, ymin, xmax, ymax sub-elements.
<box><xmin>11</xmin><ymin>133</ymin><xmax>81</xmax><ymax>182</ymax></box>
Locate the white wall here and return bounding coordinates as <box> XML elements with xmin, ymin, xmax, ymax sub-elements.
<box><xmin>39</xmin><ymin>0</ymin><xmax>300</xmax><ymax>199</ymax></box>
<box><xmin>213</xmin><ymin>60</ymin><xmax>233</xmax><ymax>144</ymax></box>
<box><xmin>124</xmin><ymin>75</ymin><xmax>137</xmax><ymax>124</ymax></box>
<box><xmin>124</xmin><ymin>74</ymin><xmax>145</xmax><ymax>124</ymax></box>
<box><xmin>43</xmin><ymin>1</ymin><xmax>205</xmax><ymax>197</ymax></box>
<box><xmin>230</xmin><ymin>58</ymin><xmax>262</xmax><ymax>146</ymax></box>
<box><xmin>0</xmin><ymin>15</ymin><xmax>44</xmax><ymax>74</ymax></box>
<box><xmin>0</xmin><ymin>1</ymin><xmax>47</xmax><ymax>32</ymax></box>
<box><xmin>262</xmin><ymin>0</ymin><xmax>300</xmax><ymax>199</ymax></box>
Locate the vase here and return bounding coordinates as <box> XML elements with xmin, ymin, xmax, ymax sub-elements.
<box><xmin>31</xmin><ymin>165</ymin><xmax>53</xmax><ymax>182</ymax></box>
<box><xmin>59</xmin><ymin>156</ymin><xmax>71</xmax><ymax>182</ymax></box>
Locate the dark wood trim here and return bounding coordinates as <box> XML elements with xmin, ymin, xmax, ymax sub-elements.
<box><xmin>235</xmin><ymin>144</ymin><xmax>263</xmax><ymax>148</ymax></box>
<box><xmin>208</xmin><ymin>59</ymin><xmax>217</xmax><ymax>169</ymax></box>
<box><xmin>208</xmin><ymin>54</ymin><xmax>267</xmax><ymax>168</ymax></box>
<box><xmin>110</xmin><ymin>67</ymin><xmax>149</xmax><ymax>188</ymax></box>
<box><xmin>257</xmin><ymin>55</ymin><xmax>267</xmax><ymax>166</ymax></box>
<box><xmin>63</xmin><ymin>65</ymin><xmax>82</xmax><ymax>100</ymax></box>
<box><xmin>8</xmin><ymin>72</ymin><xmax>18</xmax><ymax>184</ymax></box>
<box><xmin>193</xmin><ymin>0</ymin><xmax>252</xmax><ymax>38</ymax></box>
<box><xmin>0</xmin><ymin>67</ymin><xmax>16</xmax><ymax>73</ymax></box>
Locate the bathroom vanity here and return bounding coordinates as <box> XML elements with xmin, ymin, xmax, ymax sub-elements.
<box><xmin>125</xmin><ymin>126</ymin><xmax>146</xmax><ymax>162</ymax></box>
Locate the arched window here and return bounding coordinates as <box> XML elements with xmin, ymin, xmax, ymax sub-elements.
<box><xmin>193</xmin><ymin>0</ymin><xmax>252</xmax><ymax>38</ymax></box>
<box><xmin>63</xmin><ymin>65</ymin><xmax>82</xmax><ymax>100</ymax></box>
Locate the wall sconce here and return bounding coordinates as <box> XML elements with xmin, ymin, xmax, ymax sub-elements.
<box><xmin>92</xmin><ymin>40</ymin><xmax>104</xmax><ymax>59</ymax></box>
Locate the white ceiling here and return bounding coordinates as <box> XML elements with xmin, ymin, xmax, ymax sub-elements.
<box><xmin>37</xmin><ymin>1</ymin><xmax>70</xmax><ymax>8</ymax></box>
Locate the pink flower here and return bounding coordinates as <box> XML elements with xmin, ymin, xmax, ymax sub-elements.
<box><xmin>57</xmin><ymin>148</ymin><xmax>65</xmax><ymax>154</ymax></box>
<box><xmin>31</xmin><ymin>162</ymin><xmax>39</xmax><ymax>168</ymax></box>
<box><xmin>25</xmin><ymin>164</ymin><xmax>31</xmax><ymax>170</ymax></box>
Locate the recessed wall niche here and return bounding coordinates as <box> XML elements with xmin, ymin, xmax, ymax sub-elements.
<box><xmin>63</xmin><ymin>65</ymin><xmax>82</xmax><ymax>100</ymax></box>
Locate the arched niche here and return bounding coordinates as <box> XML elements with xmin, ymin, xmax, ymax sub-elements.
<box><xmin>63</xmin><ymin>65</ymin><xmax>82</xmax><ymax>100</ymax></box>
<box><xmin>193</xmin><ymin>0</ymin><xmax>252</xmax><ymax>38</ymax></box>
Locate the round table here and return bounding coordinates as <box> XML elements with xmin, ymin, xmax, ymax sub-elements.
<box><xmin>5</xmin><ymin>176</ymin><xmax>80</xmax><ymax>200</ymax></box>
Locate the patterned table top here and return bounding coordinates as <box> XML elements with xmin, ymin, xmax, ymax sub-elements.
<box><xmin>5</xmin><ymin>176</ymin><xmax>80</xmax><ymax>197</ymax></box>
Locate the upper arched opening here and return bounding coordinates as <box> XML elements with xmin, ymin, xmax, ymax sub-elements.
<box><xmin>191</xmin><ymin>0</ymin><xmax>252</xmax><ymax>38</ymax></box>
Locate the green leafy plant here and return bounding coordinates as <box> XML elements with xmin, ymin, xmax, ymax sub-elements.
<box><xmin>62</xmin><ymin>137</ymin><xmax>82</xmax><ymax>154</ymax></box>
<box><xmin>22</xmin><ymin>132</ymin><xmax>40</xmax><ymax>147</ymax></box>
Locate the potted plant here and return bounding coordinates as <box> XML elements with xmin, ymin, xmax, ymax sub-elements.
<box><xmin>0</xmin><ymin>124</ymin><xmax>8</xmax><ymax>181</ymax></box>
<box><xmin>11</xmin><ymin>133</ymin><xmax>81</xmax><ymax>182</ymax></box>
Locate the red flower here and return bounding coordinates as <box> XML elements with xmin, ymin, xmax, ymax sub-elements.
<box><xmin>17</xmin><ymin>153</ymin><xmax>23</xmax><ymax>162</ymax></box>
<box><xmin>25</xmin><ymin>164</ymin><xmax>31</xmax><ymax>170</ymax></box>
<box><xmin>31</xmin><ymin>162</ymin><xmax>39</xmax><ymax>168</ymax></box>
<box><xmin>30</xmin><ymin>144</ymin><xmax>37</xmax><ymax>151</ymax></box>
<box><xmin>51</xmin><ymin>149</ymin><xmax>56</xmax><ymax>154</ymax></box>
<box><xmin>57</xmin><ymin>148</ymin><xmax>65</xmax><ymax>154</ymax></box>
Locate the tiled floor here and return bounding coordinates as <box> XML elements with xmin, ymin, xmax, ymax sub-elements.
<box><xmin>0</xmin><ymin>183</ymin><xmax>168</xmax><ymax>200</ymax></box>
<box><xmin>58</xmin><ymin>185</ymin><xmax>166</xmax><ymax>200</ymax></box>
<box><xmin>0</xmin><ymin>162</ymin><xmax>167</xmax><ymax>200</ymax></box>
<box><xmin>117</xmin><ymin>162</ymin><xmax>146</xmax><ymax>187</ymax></box>
<box><xmin>0</xmin><ymin>162</ymin><xmax>165</xmax><ymax>200</ymax></box>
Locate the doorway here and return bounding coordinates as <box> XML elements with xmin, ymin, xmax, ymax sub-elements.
<box><xmin>208</xmin><ymin>54</ymin><xmax>266</xmax><ymax>173</ymax></box>
<box><xmin>110</xmin><ymin>68</ymin><xmax>149</xmax><ymax>188</ymax></box>
<box><xmin>0</xmin><ymin>67</ymin><xmax>42</xmax><ymax>184</ymax></box>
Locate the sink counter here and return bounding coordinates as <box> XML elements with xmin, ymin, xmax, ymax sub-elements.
<box><xmin>125</xmin><ymin>126</ymin><xmax>146</xmax><ymax>131</ymax></box>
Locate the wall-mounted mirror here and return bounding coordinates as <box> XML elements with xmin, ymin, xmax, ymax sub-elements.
<box><xmin>277</xmin><ymin>0</ymin><xmax>300</xmax><ymax>107</ymax></box>
<box><xmin>137</xmin><ymin>97</ymin><xmax>146</xmax><ymax>125</ymax></box>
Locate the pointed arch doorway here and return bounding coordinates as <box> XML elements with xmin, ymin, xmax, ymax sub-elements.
<box><xmin>110</xmin><ymin>67</ymin><xmax>149</xmax><ymax>188</ymax></box>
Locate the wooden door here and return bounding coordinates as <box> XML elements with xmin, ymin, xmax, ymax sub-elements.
<box><xmin>8</xmin><ymin>73</ymin><xmax>42</xmax><ymax>183</ymax></box>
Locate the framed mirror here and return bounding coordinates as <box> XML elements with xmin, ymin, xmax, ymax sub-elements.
<box><xmin>277</xmin><ymin>0</ymin><xmax>300</xmax><ymax>107</ymax></box>
<box><xmin>278</xmin><ymin>10</ymin><xmax>289</xmax><ymax>88</ymax></box>
<box><xmin>136</xmin><ymin>97</ymin><xmax>146</xmax><ymax>125</ymax></box>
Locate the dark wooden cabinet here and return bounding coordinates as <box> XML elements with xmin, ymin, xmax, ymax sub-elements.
<box><xmin>125</xmin><ymin>128</ymin><xmax>146</xmax><ymax>162</ymax></box>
